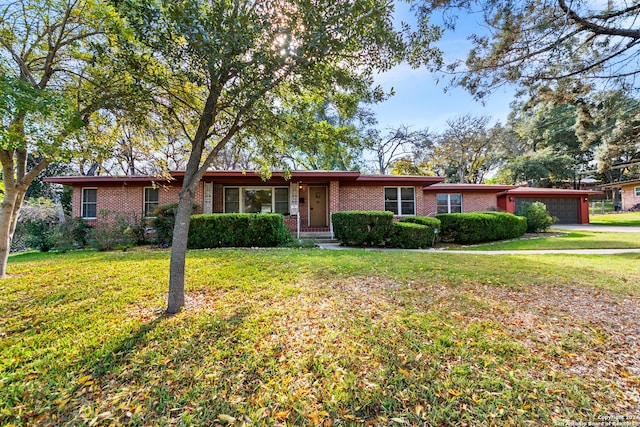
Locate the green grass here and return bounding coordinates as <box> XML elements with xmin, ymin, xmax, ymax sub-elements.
<box><xmin>2</xmin><ymin>248</ymin><xmax>639</xmax><ymax>426</ymax></box>
<box><xmin>590</xmin><ymin>212</ymin><xmax>640</xmax><ymax>226</ymax></box>
<box><xmin>463</xmin><ymin>231</ymin><xmax>640</xmax><ymax>251</ymax></box>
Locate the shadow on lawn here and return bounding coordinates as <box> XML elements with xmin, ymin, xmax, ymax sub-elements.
<box><xmin>88</xmin><ymin>306</ymin><xmax>251</xmax><ymax>379</ymax></box>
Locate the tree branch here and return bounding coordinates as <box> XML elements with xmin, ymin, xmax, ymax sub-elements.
<box><xmin>558</xmin><ymin>0</ymin><xmax>640</xmax><ymax>40</ymax></box>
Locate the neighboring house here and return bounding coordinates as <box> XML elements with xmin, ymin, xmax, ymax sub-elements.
<box><xmin>45</xmin><ymin>170</ymin><xmax>602</xmax><ymax>236</ymax></box>
<box><xmin>601</xmin><ymin>180</ymin><xmax>640</xmax><ymax>211</ymax></box>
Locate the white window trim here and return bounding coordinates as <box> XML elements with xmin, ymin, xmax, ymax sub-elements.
<box><xmin>384</xmin><ymin>186</ymin><xmax>416</xmax><ymax>216</ymax></box>
<box><xmin>223</xmin><ymin>186</ymin><xmax>290</xmax><ymax>214</ymax></box>
<box><xmin>436</xmin><ymin>193</ymin><xmax>463</xmax><ymax>214</ymax></box>
<box><xmin>143</xmin><ymin>187</ymin><xmax>160</xmax><ymax>217</ymax></box>
<box><xmin>635</xmin><ymin>186</ymin><xmax>640</xmax><ymax>197</ymax></box>
<box><xmin>81</xmin><ymin>187</ymin><xmax>97</xmax><ymax>219</ymax></box>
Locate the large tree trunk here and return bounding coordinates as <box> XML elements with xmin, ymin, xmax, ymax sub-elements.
<box><xmin>0</xmin><ymin>191</ymin><xmax>18</xmax><ymax>278</ymax></box>
<box><xmin>167</xmin><ymin>188</ymin><xmax>197</xmax><ymax>314</ymax></box>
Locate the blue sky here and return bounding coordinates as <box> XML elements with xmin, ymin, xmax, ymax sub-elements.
<box><xmin>370</xmin><ymin>2</ymin><xmax>517</xmax><ymax>133</ymax></box>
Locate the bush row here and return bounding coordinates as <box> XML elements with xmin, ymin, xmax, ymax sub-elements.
<box><xmin>331</xmin><ymin>212</ymin><xmax>441</xmax><ymax>248</ymax></box>
<box><xmin>435</xmin><ymin>212</ymin><xmax>527</xmax><ymax>244</ymax></box>
<box><xmin>15</xmin><ymin>209</ymin><xmax>149</xmax><ymax>253</ymax></box>
<box><xmin>188</xmin><ymin>213</ymin><xmax>291</xmax><ymax>249</ymax></box>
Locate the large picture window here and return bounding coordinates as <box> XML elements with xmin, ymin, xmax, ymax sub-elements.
<box><xmin>82</xmin><ymin>188</ymin><xmax>97</xmax><ymax>219</ymax></box>
<box><xmin>144</xmin><ymin>187</ymin><xmax>160</xmax><ymax>216</ymax></box>
<box><xmin>436</xmin><ymin>194</ymin><xmax>462</xmax><ymax>213</ymax></box>
<box><xmin>224</xmin><ymin>187</ymin><xmax>290</xmax><ymax>214</ymax></box>
<box><xmin>384</xmin><ymin>187</ymin><xmax>415</xmax><ymax>216</ymax></box>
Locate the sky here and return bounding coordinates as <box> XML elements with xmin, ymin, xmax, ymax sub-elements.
<box><xmin>369</xmin><ymin>2</ymin><xmax>517</xmax><ymax>133</ymax></box>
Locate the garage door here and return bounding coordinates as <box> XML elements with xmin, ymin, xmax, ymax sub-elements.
<box><xmin>515</xmin><ymin>197</ymin><xmax>579</xmax><ymax>224</ymax></box>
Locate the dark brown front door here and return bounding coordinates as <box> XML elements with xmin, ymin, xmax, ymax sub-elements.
<box><xmin>309</xmin><ymin>186</ymin><xmax>327</xmax><ymax>227</ymax></box>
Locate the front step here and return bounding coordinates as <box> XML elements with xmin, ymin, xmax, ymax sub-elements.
<box><xmin>298</xmin><ymin>231</ymin><xmax>333</xmax><ymax>239</ymax></box>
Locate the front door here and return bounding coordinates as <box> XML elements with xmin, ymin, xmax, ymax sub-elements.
<box><xmin>309</xmin><ymin>186</ymin><xmax>327</xmax><ymax>227</ymax></box>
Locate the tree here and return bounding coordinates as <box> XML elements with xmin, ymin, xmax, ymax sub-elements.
<box><xmin>278</xmin><ymin>91</ymin><xmax>375</xmax><ymax>171</ymax></box>
<box><xmin>506</xmin><ymin>148</ymin><xmax>575</xmax><ymax>187</ymax></box>
<box><xmin>416</xmin><ymin>0</ymin><xmax>640</xmax><ymax>99</ymax></box>
<box><xmin>367</xmin><ymin>125</ymin><xmax>432</xmax><ymax>174</ymax></box>
<box><xmin>511</xmin><ymin>101</ymin><xmax>594</xmax><ymax>186</ymax></box>
<box><xmin>74</xmin><ymin>110</ymin><xmax>191</xmax><ymax>176</ymax></box>
<box><xmin>430</xmin><ymin>115</ymin><xmax>497</xmax><ymax>183</ymax></box>
<box><xmin>576</xmin><ymin>91</ymin><xmax>640</xmax><ymax>180</ymax></box>
<box><xmin>121</xmin><ymin>0</ymin><xmax>423</xmax><ymax>313</ymax></box>
<box><xmin>0</xmin><ymin>0</ymin><xmax>143</xmax><ymax>276</ymax></box>
<box><xmin>388</xmin><ymin>156</ymin><xmax>435</xmax><ymax>176</ymax></box>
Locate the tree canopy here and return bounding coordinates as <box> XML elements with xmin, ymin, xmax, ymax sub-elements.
<box><xmin>0</xmin><ymin>0</ymin><xmax>146</xmax><ymax>276</ymax></box>
<box><xmin>117</xmin><ymin>0</ymin><xmax>434</xmax><ymax>312</ymax></box>
<box><xmin>416</xmin><ymin>0</ymin><xmax>640</xmax><ymax>100</ymax></box>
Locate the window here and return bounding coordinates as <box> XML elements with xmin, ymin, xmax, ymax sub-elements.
<box><xmin>224</xmin><ymin>187</ymin><xmax>289</xmax><ymax>214</ymax></box>
<box><xmin>384</xmin><ymin>187</ymin><xmax>415</xmax><ymax>215</ymax></box>
<box><xmin>82</xmin><ymin>188</ymin><xmax>97</xmax><ymax>219</ymax></box>
<box><xmin>436</xmin><ymin>194</ymin><xmax>462</xmax><ymax>213</ymax></box>
<box><xmin>635</xmin><ymin>186</ymin><xmax>640</xmax><ymax>197</ymax></box>
<box><xmin>144</xmin><ymin>187</ymin><xmax>160</xmax><ymax>216</ymax></box>
<box><xmin>225</xmin><ymin>188</ymin><xmax>240</xmax><ymax>213</ymax></box>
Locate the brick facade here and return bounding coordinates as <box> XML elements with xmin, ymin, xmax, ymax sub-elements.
<box><xmin>49</xmin><ymin>171</ymin><xmax>600</xmax><ymax>232</ymax></box>
<box><xmin>621</xmin><ymin>183</ymin><xmax>640</xmax><ymax>210</ymax></box>
<box><xmin>339</xmin><ymin>185</ymin><xmax>386</xmax><ymax>212</ymax></box>
<box><xmin>421</xmin><ymin>191</ymin><xmax>500</xmax><ymax>215</ymax></box>
<box><xmin>72</xmin><ymin>182</ymin><xmax>202</xmax><ymax>226</ymax></box>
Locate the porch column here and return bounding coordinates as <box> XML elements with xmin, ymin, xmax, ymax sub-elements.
<box><xmin>329</xmin><ymin>180</ymin><xmax>339</xmax><ymax>237</ymax></box>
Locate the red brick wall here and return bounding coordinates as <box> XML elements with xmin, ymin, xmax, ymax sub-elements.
<box><xmin>621</xmin><ymin>183</ymin><xmax>640</xmax><ymax>210</ymax></box>
<box><xmin>339</xmin><ymin>185</ymin><xmax>386</xmax><ymax>211</ymax></box>
<box><xmin>422</xmin><ymin>191</ymin><xmax>499</xmax><ymax>215</ymax></box>
<box><xmin>72</xmin><ymin>181</ymin><xmax>202</xmax><ymax>225</ymax></box>
<box><xmin>340</xmin><ymin>184</ymin><xmax>439</xmax><ymax>217</ymax></box>
<box><xmin>213</xmin><ymin>183</ymin><xmax>224</xmax><ymax>212</ymax></box>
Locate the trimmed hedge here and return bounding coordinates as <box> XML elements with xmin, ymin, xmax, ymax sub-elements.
<box><xmin>188</xmin><ymin>213</ymin><xmax>291</xmax><ymax>249</ymax></box>
<box><xmin>388</xmin><ymin>222</ymin><xmax>432</xmax><ymax>249</ymax></box>
<box><xmin>435</xmin><ymin>212</ymin><xmax>527</xmax><ymax>244</ymax></box>
<box><xmin>332</xmin><ymin>211</ymin><xmax>394</xmax><ymax>246</ymax></box>
<box><xmin>399</xmin><ymin>216</ymin><xmax>441</xmax><ymax>246</ymax></box>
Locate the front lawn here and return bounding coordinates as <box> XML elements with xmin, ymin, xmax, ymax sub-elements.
<box><xmin>2</xmin><ymin>249</ymin><xmax>639</xmax><ymax>426</ymax></box>
<box><xmin>462</xmin><ymin>231</ymin><xmax>640</xmax><ymax>251</ymax></box>
<box><xmin>590</xmin><ymin>212</ymin><xmax>640</xmax><ymax>226</ymax></box>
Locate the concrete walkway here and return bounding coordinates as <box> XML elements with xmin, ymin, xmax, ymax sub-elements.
<box><xmin>551</xmin><ymin>224</ymin><xmax>640</xmax><ymax>233</ymax></box>
<box><xmin>315</xmin><ymin>242</ymin><xmax>640</xmax><ymax>255</ymax></box>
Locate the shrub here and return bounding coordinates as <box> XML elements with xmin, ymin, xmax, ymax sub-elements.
<box><xmin>87</xmin><ymin>210</ymin><xmax>148</xmax><ymax>251</ymax></box>
<box><xmin>23</xmin><ymin>219</ymin><xmax>55</xmax><ymax>252</ymax></box>
<box><xmin>387</xmin><ymin>222</ymin><xmax>432</xmax><ymax>249</ymax></box>
<box><xmin>52</xmin><ymin>217</ymin><xmax>89</xmax><ymax>252</ymax></box>
<box><xmin>188</xmin><ymin>213</ymin><xmax>291</xmax><ymax>249</ymax></box>
<box><xmin>150</xmin><ymin>203</ymin><xmax>198</xmax><ymax>245</ymax></box>
<box><xmin>13</xmin><ymin>198</ymin><xmax>60</xmax><ymax>252</ymax></box>
<box><xmin>516</xmin><ymin>201</ymin><xmax>558</xmax><ymax>232</ymax></box>
<box><xmin>331</xmin><ymin>211</ymin><xmax>394</xmax><ymax>246</ymax></box>
<box><xmin>436</xmin><ymin>212</ymin><xmax>527</xmax><ymax>244</ymax></box>
<box><xmin>399</xmin><ymin>216</ymin><xmax>441</xmax><ymax>246</ymax></box>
